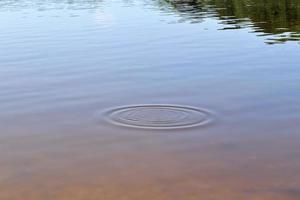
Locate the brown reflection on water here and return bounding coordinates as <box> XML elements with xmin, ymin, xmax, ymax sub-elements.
<box><xmin>162</xmin><ymin>0</ymin><xmax>300</xmax><ymax>44</ymax></box>
<box><xmin>0</xmin><ymin>111</ymin><xmax>300</xmax><ymax>200</ymax></box>
<box><xmin>0</xmin><ymin>0</ymin><xmax>300</xmax><ymax>199</ymax></box>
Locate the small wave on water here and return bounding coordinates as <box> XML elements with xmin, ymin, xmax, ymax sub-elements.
<box><xmin>103</xmin><ymin>104</ymin><xmax>214</xmax><ymax>130</ymax></box>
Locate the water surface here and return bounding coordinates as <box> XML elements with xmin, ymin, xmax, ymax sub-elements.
<box><xmin>0</xmin><ymin>0</ymin><xmax>300</xmax><ymax>199</ymax></box>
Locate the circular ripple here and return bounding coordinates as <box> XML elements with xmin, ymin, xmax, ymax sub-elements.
<box><xmin>104</xmin><ymin>105</ymin><xmax>213</xmax><ymax>129</ymax></box>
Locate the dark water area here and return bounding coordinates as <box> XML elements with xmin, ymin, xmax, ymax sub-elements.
<box><xmin>162</xmin><ymin>0</ymin><xmax>300</xmax><ymax>44</ymax></box>
<box><xmin>0</xmin><ymin>0</ymin><xmax>300</xmax><ymax>199</ymax></box>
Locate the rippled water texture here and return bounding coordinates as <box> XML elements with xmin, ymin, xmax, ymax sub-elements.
<box><xmin>105</xmin><ymin>104</ymin><xmax>213</xmax><ymax>129</ymax></box>
<box><xmin>0</xmin><ymin>0</ymin><xmax>300</xmax><ymax>200</ymax></box>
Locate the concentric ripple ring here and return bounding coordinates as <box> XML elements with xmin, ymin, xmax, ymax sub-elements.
<box><xmin>104</xmin><ymin>105</ymin><xmax>213</xmax><ymax>129</ymax></box>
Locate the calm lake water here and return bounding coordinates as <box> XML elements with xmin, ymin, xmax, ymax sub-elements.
<box><xmin>1</xmin><ymin>0</ymin><xmax>300</xmax><ymax>199</ymax></box>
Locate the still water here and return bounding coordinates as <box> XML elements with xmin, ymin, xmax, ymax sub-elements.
<box><xmin>0</xmin><ymin>0</ymin><xmax>300</xmax><ymax>199</ymax></box>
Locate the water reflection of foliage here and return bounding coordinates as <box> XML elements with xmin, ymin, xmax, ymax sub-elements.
<box><xmin>163</xmin><ymin>0</ymin><xmax>300</xmax><ymax>44</ymax></box>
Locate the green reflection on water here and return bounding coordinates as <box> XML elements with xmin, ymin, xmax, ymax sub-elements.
<box><xmin>163</xmin><ymin>0</ymin><xmax>300</xmax><ymax>44</ymax></box>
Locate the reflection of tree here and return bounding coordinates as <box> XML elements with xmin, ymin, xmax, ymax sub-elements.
<box><xmin>163</xmin><ymin>0</ymin><xmax>300</xmax><ymax>44</ymax></box>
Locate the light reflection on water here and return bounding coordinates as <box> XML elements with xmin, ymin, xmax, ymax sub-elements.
<box><xmin>0</xmin><ymin>0</ymin><xmax>300</xmax><ymax>200</ymax></box>
<box><xmin>2</xmin><ymin>0</ymin><xmax>300</xmax><ymax>44</ymax></box>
